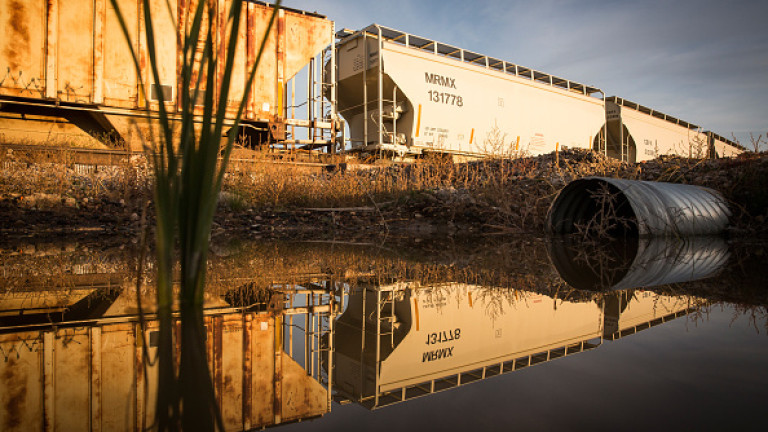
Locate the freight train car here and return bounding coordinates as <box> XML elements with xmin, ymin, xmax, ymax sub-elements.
<box><xmin>708</xmin><ymin>131</ymin><xmax>743</xmax><ymax>158</ymax></box>
<box><xmin>603</xmin><ymin>290</ymin><xmax>700</xmax><ymax>340</ymax></box>
<box><xmin>333</xmin><ymin>25</ymin><xmax>607</xmax><ymax>160</ymax></box>
<box><xmin>332</xmin><ymin>25</ymin><xmax>745</xmax><ymax>162</ymax></box>
<box><xmin>601</xmin><ymin>97</ymin><xmax>744</xmax><ymax>162</ymax></box>
<box><xmin>0</xmin><ymin>0</ymin><xmax>339</xmax><ymax>151</ymax></box>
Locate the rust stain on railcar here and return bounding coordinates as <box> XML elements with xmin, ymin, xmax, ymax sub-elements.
<box><xmin>243</xmin><ymin>314</ymin><xmax>253</xmax><ymax>429</ymax></box>
<box><xmin>56</xmin><ymin>0</ymin><xmax>95</xmax><ymax>103</ymax></box>
<box><xmin>103</xmin><ymin>0</ymin><xmax>139</xmax><ymax>108</ymax></box>
<box><xmin>284</xmin><ymin>12</ymin><xmax>331</xmax><ymax>80</ymax></box>
<box><xmin>5</xmin><ymin>1</ymin><xmax>30</xmax><ymax>72</ymax></box>
<box><xmin>100</xmin><ymin>323</ymin><xmax>137</xmax><ymax>432</ymax></box>
<box><xmin>281</xmin><ymin>352</ymin><xmax>327</xmax><ymax>422</ymax></box>
<box><xmin>251</xmin><ymin>314</ymin><xmax>276</xmax><ymax>425</ymax></box>
<box><xmin>0</xmin><ymin>0</ymin><xmax>46</xmax><ymax>97</ymax></box>
<box><xmin>249</xmin><ymin>4</ymin><xmax>278</xmax><ymax>119</ymax></box>
<box><xmin>44</xmin><ymin>0</ymin><xmax>57</xmax><ymax>99</ymax></box>
<box><xmin>1</xmin><ymin>332</ymin><xmax>44</xmax><ymax>431</ymax></box>
<box><xmin>1</xmin><ymin>354</ymin><xmax>25</xmax><ymax>430</ymax></box>
<box><xmin>245</xmin><ymin>4</ymin><xmax>331</xmax><ymax>120</ymax></box>
<box><xmin>53</xmin><ymin>327</ymin><xmax>91</xmax><ymax>431</ymax></box>
<box><xmin>220</xmin><ymin>314</ymin><xmax>245</xmax><ymax>430</ymax></box>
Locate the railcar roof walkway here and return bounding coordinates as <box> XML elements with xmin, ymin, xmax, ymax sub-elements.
<box><xmin>337</xmin><ymin>24</ymin><xmax>604</xmax><ymax>99</ymax></box>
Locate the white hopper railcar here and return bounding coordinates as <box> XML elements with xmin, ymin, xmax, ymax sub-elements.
<box><xmin>333</xmin><ymin>25</ymin><xmax>607</xmax><ymax>161</ymax></box>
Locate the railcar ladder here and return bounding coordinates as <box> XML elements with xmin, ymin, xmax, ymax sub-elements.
<box><xmin>376</xmin><ymin>288</ymin><xmax>397</xmax><ymax>349</ymax></box>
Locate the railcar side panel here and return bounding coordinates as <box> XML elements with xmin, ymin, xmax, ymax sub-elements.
<box><xmin>382</xmin><ymin>42</ymin><xmax>605</xmax><ymax>157</ymax></box>
<box><xmin>711</xmin><ymin>134</ymin><xmax>743</xmax><ymax>158</ymax></box>
<box><xmin>0</xmin><ymin>0</ymin><xmax>47</xmax><ymax>99</ymax></box>
<box><xmin>57</xmin><ymin>0</ymin><xmax>95</xmax><ymax>104</ymax></box>
<box><xmin>0</xmin><ymin>1</ymin><xmax>334</xmax><ymax>149</ymax></box>
<box><xmin>375</xmin><ymin>284</ymin><xmax>603</xmax><ymax>391</ymax></box>
<box><xmin>103</xmin><ymin>0</ymin><xmax>140</xmax><ymax>108</ymax></box>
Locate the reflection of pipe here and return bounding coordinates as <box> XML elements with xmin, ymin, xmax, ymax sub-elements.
<box><xmin>548</xmin><ymin>236</ymin><xmax>730</xmax><ymax>291</ymax></box>
<box><xmin>547</xmin><ymin>177</ymin><xmax>731</xmax><ymax>236</ymax></box>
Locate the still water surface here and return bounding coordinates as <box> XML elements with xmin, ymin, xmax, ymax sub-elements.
<box><xmin>1</xmin><ymin>236</ymin><xmax>766</xmax><ymax>431</ymax></box>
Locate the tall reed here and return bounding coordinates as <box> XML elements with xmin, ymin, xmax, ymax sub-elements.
<box><xmin>109</xmin><ymin>0</ymin><xmax>280</xmax><ymax>430</ymax></box>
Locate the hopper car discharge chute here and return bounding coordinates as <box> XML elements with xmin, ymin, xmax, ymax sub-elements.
<box><xmin>0</xmin><ymin>0</ymin><xmax>340</xmax><ymax>152</ymax></box>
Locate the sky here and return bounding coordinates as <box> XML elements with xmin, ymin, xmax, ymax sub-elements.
<box><xmin>282</xmin><ymin>0</ymin><xmax>768</xmax><ymax>149</ymax></box>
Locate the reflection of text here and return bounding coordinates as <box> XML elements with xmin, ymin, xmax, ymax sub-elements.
<box><xmin>419</xmin><ymin>296</ymin><xmax>448</xmax><ymax>309</ymax></box>
<box><xmin>425</xmin><ymin>328</ymin><xmax>461</xmax><ymax>345</ymax></box>
<box><xmin>422</xmin><ymin>347</ymin><xmax>454</xmax><ymax>362</ymax></box>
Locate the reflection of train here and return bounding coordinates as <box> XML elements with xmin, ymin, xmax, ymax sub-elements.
<box><xmin>1</xmin><ymin>4</ymin><xmax>745</xmax><ymax>161</ymax></box>
<box><xmin>0</xmin><ymin>284</ymin><xmax>339</xmax><ymax>431</ymax></box>
<box><xmin>332</xmin><ymin>282</ymin><xmax>702</xmax><ymax>409</ymax></box>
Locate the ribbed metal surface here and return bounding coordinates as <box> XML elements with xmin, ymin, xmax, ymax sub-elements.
<box><xmin>547</xmin><ymin>177</ymin><xmax>731</xmax><ymax>236</ymax></box>
<box><xmin>548</xmin><ymin>237</ymin><xmax>730</xmax><ymax>291</ymax></box>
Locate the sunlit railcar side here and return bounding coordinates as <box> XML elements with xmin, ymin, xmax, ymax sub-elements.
<box><xmin>333</xmin><ymin>25</ymin><xmax>746</xmax><ymax>162</ymax></box>
<box><xmin>708</xmin><ymin>131</ymin><xmax>744</xmax><ymax>158</ymax></box>
<box><xmin>601</xmin><ymin>97</ymin><xmax>744</xmax><ymax>162</ymax></box>
<box><xmin>334</xmin><ymin>25</ymin><xmax>607</xmax><ymax>161</ymax></box>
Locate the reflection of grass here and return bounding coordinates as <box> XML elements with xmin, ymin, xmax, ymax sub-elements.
<box><xmin>108</xmin><ymin>0</ymin><xmax>280</xmax><ymax>429</ymax></box>
<box><xmin>3</xmin><ymin>237</ymin><xmax>767</xmax><ymax>334</ymax></box>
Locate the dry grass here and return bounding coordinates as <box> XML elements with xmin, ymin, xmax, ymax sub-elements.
<box><xmin>0</xmin><ymin>144</ymin><xmax>150</xmax><ymax>212</ymax></box>
<box><xmin>3</xmin><ymin>142</ymin><xmax>768</xmax><ymax>236</ymax></box>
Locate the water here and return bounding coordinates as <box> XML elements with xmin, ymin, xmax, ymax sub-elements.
<box><xmin>1</xmin><ymin>236</ymin><xmax>766</xmax><ymax>431</ymax></box>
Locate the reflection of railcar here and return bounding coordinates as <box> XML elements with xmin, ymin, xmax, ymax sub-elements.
<box><xmin>334</xmin><ymin>25</ymin><xmax>745</xmax><ymax>162</ymax></box>
<box><xmin>0</xmin><ymin>0</ymin><xmax>339</xmax><ymax>151</ymax></box>
<box><xmin>0</xmin><ymin>282</ymin><xmax>338</xmax><ymax>431</ymax></box>
<box><xmin>331</xmin><ymin>282</ymin><xmax>702</xmax><ymax>409</ymax></box>
<box><xmin>332</xmin><ymin>282</ymin><xmax>605</xmax><ymax>409</ymax></box>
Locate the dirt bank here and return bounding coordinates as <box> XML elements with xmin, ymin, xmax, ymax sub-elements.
<box><xmin>1</xmin><ymin>148</ymin><xmax>766</xmax><ymax>239</ymax></box>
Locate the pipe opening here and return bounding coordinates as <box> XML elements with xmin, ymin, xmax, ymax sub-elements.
<box><xmin>548</xmin><ymin>178</ymin><xmax>638</xmax><ymax>237</ymax></box>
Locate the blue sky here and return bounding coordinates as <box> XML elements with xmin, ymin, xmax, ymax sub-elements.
<box><xmin>283</xmin><ymin>0</ymin><xmax>768</xmax><ymax>149</ymax></box>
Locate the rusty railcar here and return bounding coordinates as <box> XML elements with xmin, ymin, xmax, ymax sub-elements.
<box><xmin>0</xmin><ymin>0</ymin><xmax>339</xmax><ymax>151</ymax></box>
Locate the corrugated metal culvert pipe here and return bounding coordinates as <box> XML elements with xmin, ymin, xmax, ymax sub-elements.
<box><xmin>546</xmin><ymin>177</ymin><xmax>731</xmax><ymax>237</ymax></box>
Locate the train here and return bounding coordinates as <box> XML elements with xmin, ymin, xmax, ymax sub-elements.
<box><xmin>0</xmin><ymin>2</ymin><xmax>745</xmax><ymax>161</ymax></box>
<box><xmin>334</xmin><ymin>25</ymin><xmax>745</xmax><ymax>162</ymax></box>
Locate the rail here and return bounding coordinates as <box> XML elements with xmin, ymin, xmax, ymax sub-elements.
<box><xmin>0</xmin><ymin>143</ymin><xmax>344</xmax><ymax>170</ymax></box>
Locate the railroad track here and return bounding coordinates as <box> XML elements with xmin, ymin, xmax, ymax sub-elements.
<box><xmin>0</xmin><ymin>143</ymin><xmax>346</xmax><ymax>172</ymax></box>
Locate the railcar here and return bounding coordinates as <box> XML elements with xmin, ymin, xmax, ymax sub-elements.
<box><xmin>332</xmin><ymin>25</ymin><xmax>745</xmax><ymax>161</ymax></box>
<box><xmin>1</xmin><ymin>5</ymin><xmax>746</xmax><ymax>160</ymax></box>
<box><xmin>331</xmin><ymin>281</ymin><xmax>699</xmax><ymax>409</ymax></box>
<box><xmin>602</xmin><ymin>96</ymin><xmax>744</xmax><ymax>162</ymax></box>
<box><xmin>0</xmin><ymin>0</ymin><xmax>339</xmax><ymax>151</ymax></box>
<box><xmin>333</xmin><ymin>25</ymin><xmax>606</xmax><ymax>161</ymax></box>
